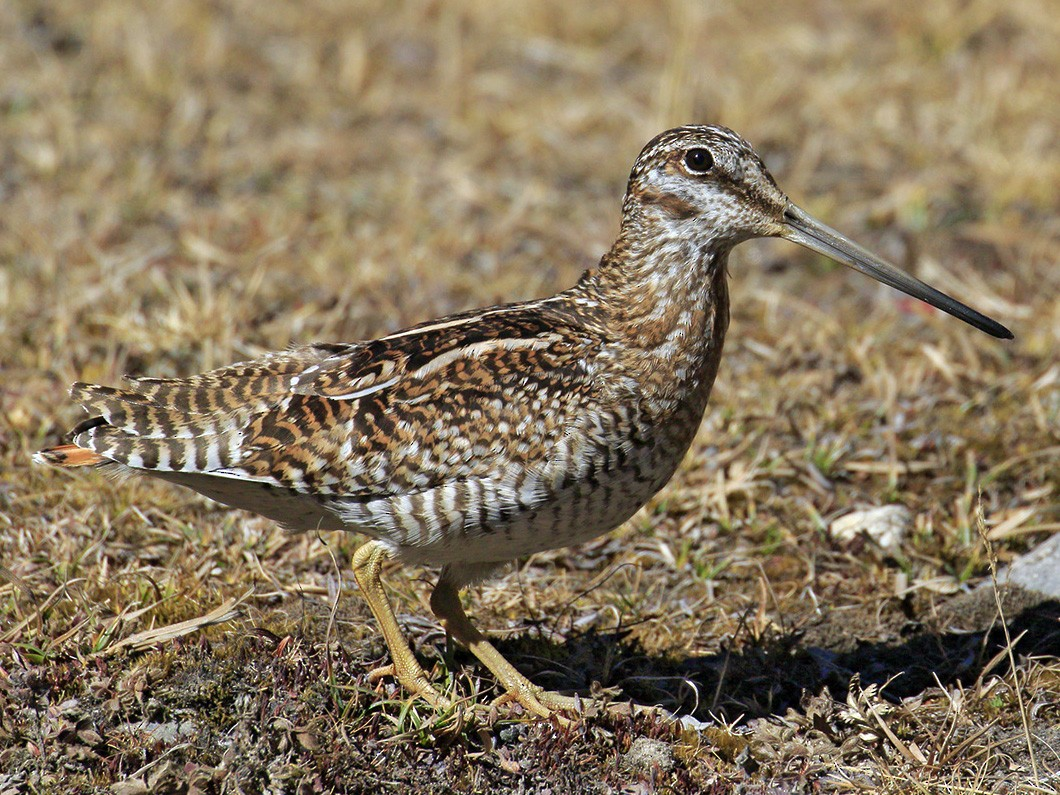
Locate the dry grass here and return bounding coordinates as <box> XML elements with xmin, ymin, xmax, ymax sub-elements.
<box><xmin>2</xmin><ymin>0</ymin><xmax>1058</xmax><ymax>792</ymax></box>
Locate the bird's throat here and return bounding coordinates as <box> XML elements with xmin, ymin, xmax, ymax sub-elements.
<box><xmin>574</xmin><ymin>222</ymin><xmax>731</xmax><ymax>412</ymax></box>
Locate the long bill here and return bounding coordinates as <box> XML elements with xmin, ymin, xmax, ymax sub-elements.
<box><xmin>780</xmin><ymin>204</ymin><xmax>1013</xmax><ymax>339</ymax></box>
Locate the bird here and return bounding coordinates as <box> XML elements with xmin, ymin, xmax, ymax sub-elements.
<box><xmin>36</xmin><ymin>125</ymin><xmax>1012</xmax><ymax>719</ymax></box>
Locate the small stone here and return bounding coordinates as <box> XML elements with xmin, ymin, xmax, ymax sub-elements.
<box><xmin>498</xmin><ymin>723</ymin><xmax>527</xmax><ymax>745</ymax></box>
<box><xmin>57</xmin><ymin>698</ymin><xmax>81</xmax><ymax>716</ymax></box>
<box><xmin>620</xmin><ymin>737</ymin><xmax>675</xmax><ymax>776</ymax></box>
<box><xmin>110</xmin><ymin>780</ymin><xmax>150</xmax><ymax>795</ymax></box>
<box><xmin>830</xmin><ymin>506</ymin><xmax>911</xmax><ymax>552</ymax></box>
<box><xmin>989</xmin><ymin>532</ymin><xmax>1060</xmax><ymax>599</ymax></box>
<box><xmin>119</xmin><ymin>720</ymin><xmax>197</xmax><ymax>745</ymax></box>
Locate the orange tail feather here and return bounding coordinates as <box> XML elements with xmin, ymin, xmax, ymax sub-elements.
<box><xmin>34</xmin><ymin>445</ymin><xmax>107</xmax><ymax>468</ymax></box>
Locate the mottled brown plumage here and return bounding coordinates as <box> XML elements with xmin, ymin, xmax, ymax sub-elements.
<box><xmin>37</xmin><ymin>125</ymin><xmax>1011</xmax><ymax>718</ymax></box>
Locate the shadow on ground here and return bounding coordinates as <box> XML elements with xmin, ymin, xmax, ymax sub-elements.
<box><xmin>4</xmin><ymin>587</ymin><xmax>1055</xmax><ymax>792</ymax></box>
<box><xmin>489</xmin><ymin>591</ymin><xmax>1060</xmax><ymax>722</ymax></box>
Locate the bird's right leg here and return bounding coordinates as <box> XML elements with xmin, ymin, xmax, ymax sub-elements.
<box><xmin>429</xmin><ymin>574</ymin><xmax>584</xmax><ymax>719</ymax></box>
<box><xmin>351</xmin><ymin>540</ymin><xmax>452</xmax><ymax>710</ymax></box>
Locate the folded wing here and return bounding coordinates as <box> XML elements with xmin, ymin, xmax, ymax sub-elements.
<box><xmin>36</xmin><ymin>305</ymin><xmax>613</xmax><ymax>545</ymax></box>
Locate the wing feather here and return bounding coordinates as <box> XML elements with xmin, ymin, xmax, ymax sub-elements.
<box><xmin>37</xmin><ymin>305</ymin><xmax>605</xmax><ymax>534</ymax></box>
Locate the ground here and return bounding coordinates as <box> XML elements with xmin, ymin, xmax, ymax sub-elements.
<box><xmin>1</xmin><ymin>1</ymin><xmax>1058</xmax><ymax>793</ymax></box>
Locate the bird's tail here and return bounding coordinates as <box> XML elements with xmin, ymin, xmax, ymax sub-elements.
<box><xmin>33</xmin><ymin>444</ymin><xmax>107</xmax><ymax>468</ymax></box>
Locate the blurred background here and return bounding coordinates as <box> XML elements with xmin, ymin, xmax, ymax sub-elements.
<box><xmin>3</xmin><ymin>0</ymin><xmax>1055</xmax><ymax>370</ymax></box>
<box><xmin>1</xmin><ymin>1</ymin><xmax>1057</xmax><ymax>791</ymax></box>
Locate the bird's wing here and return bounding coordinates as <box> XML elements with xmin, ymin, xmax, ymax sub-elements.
<box><xmin>234</xmin><ymin>304</ymin><xmax>602</xmax><ymax>496</ymax></box>
<box><xmin>37</xmin><ymin>304</ymin><xmax>609</xmax><ymax>528</ymax></box>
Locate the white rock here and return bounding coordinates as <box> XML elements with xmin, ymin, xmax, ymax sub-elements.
<box><xmin>992</xmin><ymin>532</ymin><xmax>1060</xmax><ymax>598</ymax></box>
<box><xmin>620</xmin><ymin>737</ymin><xmax>676</xmax><ymax>775</ymax></box>
<box><xmin>830</xmin><ymin>505</ymin><xmax>912</xmax><ymax>552</ymax></box>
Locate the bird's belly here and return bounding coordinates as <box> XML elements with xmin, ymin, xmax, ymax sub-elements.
<box><xmin>401</xmin><ymin>473</ymin><xmax>665</xmax><ymax>566</ymax></box>
<box><xmin>449</xmin><ymin>471</ymin><xmax>664</xmax><ymax>564</ymax></box>
<box><xmin>331</xmin><ymin>441</ymin><xmax>684</xmax><ymax>567</ymax></box>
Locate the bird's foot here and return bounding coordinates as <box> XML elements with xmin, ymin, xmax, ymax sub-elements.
<box><xmin>486</xmin><ymin>683</ymin><xmax>572</xmax><ymax>725</ymax></box>
<box><xmin>487</xmin><ymin>691</ymin><xmax>580</xmax><ymax>729</ymax></box>
<box><xmin>366</xmin><ymin>662</ymin><xmax>454</xmax><ymax>711</ymax></box>
<box><xmin>488</xmin><ymin>683</ymin><xmax>662</xmax><ymax>723</ymax></box>
<box><xmin>365</xmin><ymin>663</ymin><xmax>394</xmax><ymax>684</ymax></box>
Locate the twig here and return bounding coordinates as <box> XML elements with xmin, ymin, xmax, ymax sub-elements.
<box><xmin>975</xmin><ymin>488</ymin><xmax>1039</xmax><ymax>785</ymax></box>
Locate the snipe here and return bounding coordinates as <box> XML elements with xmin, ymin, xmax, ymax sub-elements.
<box><xmin>37</xmin><ymin>125</ymin><xmax>1012</xmax><ymax>719</ymax></box>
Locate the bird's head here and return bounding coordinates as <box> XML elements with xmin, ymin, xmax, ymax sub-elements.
<box><xmin>623</xmin><ymin>125</ymin><xmax>1011</xmax><ymax>339</ymax></box>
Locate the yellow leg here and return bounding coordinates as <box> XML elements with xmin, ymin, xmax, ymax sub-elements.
<box><xmin>351</xmin><ymin>541</ymin><xmax>451</xmax><ymax>710</ymax></box>
<box><xmin>429</xmin><ymin>577</ymin><xmax>586</xmax><ymax>719</ymax></box>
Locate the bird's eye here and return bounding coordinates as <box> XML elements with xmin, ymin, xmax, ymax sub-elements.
<box><xmin>684</xmin><ymin>148</ymin><xmax>714</xmax><ymax>174</ymax></box>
